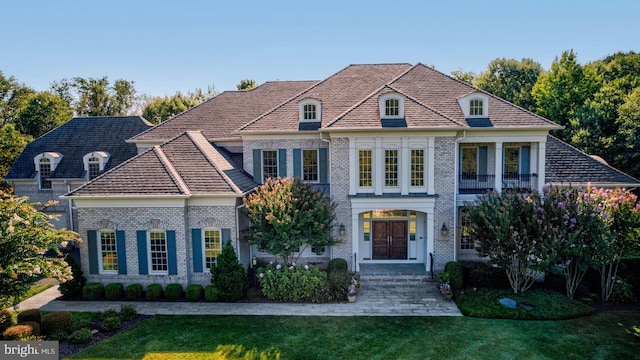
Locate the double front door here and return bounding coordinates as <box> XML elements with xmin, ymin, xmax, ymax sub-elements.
<box><xmin>372</xmin><ymin>220</ymin><xmax>408</xmax><ymax>259</ymax></box>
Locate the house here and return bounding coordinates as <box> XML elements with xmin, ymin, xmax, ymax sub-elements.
<box><xmin>5</xmin><ymin>116</ymin><xmax>153</xmax><ymax>230</ymax></box>
<box><xmin>60</xmin><ymin>64</ymin><xmax>640</xmax><ymax>287</ymax></box>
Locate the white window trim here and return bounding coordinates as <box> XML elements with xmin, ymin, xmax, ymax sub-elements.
<box><xmin>460</xmin><ymin>146</ymin><xmax>479</xmax><ymax>175</ymax></box>
<box><xmin>97</xmin><ymin>229</ymin><xmax>118</xmax><ymax>274</ymax></box>
<box><xmin>83</xmin><ymin>151</ymin><xmax>111</xmax><ymax>180</ymax></box>
<box><xmin>34</xmin><ymin>152</ymin><xmax>63</xmax><ymax>190</ymax></box>
<box><xmin>261</xmin><ymin>149</ymin><xmax>278</xmax><ymax>180</ymax></box>
<box><xmin>503</xmin><ymin>146</ymin><xmax>521</xmax><ymax>179</ymax></box>
<box><xmin>298</xmin><ymin>98</ymin><xmax>322</xmax><ymax>123</ymax></box>
<box><xmin>457</xmin><ymin>93</ymin><xmax>489</xmax><ymax>118</ymax></box>
<box><xmin>147</xmin><ymin>229</ymin><xmax>168</xmax><ymax>275</ymax></box>
<box><xmin>408</xmin><ymin>146</ymin><xmax>427</xmax><ymax>192</ymax></box>
<box><xmin>378</xmin><ymin>93</ymin><xmax>405</xmax><ymax>119</ymax></box>
<box><xmin>383</xmin><ymin>145</ymin><xmax>401</xmax><ymax>192</ymax></box>
<box><xmin>202</xmin><ymin>227</ymin><xmax>222</xmax><ymax>273</ymax></box>
<box><xmin>301</xmin><ymin>149</ymin><xmax>319</xmax><ymax>183</ymax></box>
<box><xmin>356</xmin><ymin>146</ymin><xmax>374</xmax><ymax>193</ymax></box>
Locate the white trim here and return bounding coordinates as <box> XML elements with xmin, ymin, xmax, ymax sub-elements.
<box><xmin>301</xmin><ymin>149</ymin><xmax>320</xmax><ymax>183</ymax></box>
<box><xmin>83</xmin><ymin>151</ymin><xmax>111</xmax><ymax>180</ymax></box>
<box><xmin>72</xmin><ymin>197</ymin><xmax>188</xmax><ymax>208</ymax></box>
<box><xmin>378</xmin><ymin>93</ymin><xmax>405</xmax><ymax>119</ymax></box>
<box><xmin>97</xmin><ymin>228</ymin><xmax>118</xmax><ymax>275</ymax></box>
<box><xmin>202</xmin><ymin>227</ymin><xmax>222</xmax><ymax>272</ymax></box>
<box><xmin>147</xmin><ymin>229</ymin><xmax>169</xmax><ymax>275</ymax></box>
<box><xmin>457</xmin><ymin>92</ymin><xmax>489</xmax><ymax>118</ymax></box>
<box><xmin>298</xmin><ymin>98</ymin><xmax>322</xmax><ymax>123</ymax></box>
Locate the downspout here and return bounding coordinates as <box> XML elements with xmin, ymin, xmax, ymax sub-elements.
<box><xmin>236</xmin><ymin>203</ymin><xmax>246</xmax><ymax>265</ymax></box>
<box><xmin>319</xmin><ymin>132</ymin><xmax>334</xmax><ymax>261</ymax></box>
<box><xmin>66</xmin><ymin>182</ymin><xmax>74</xmax><ymax>231</ymax></box>
<box><xmin>453</xmin><ymin>130</ymin><xmax>466</xmax><ymax>262</ymax></box>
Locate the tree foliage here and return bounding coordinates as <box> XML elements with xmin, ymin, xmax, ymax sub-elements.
<box><xmin>142</xmin><ymin>91</ymin><xmax>203</xmax><ymax>125</ymax></box>
<box><xmin>50</xmin><ymin>76</ymin><xmax>137</xmax><ymax>116</ymax></box>
<box><xmin>0</xmin><ymin>124</ymin><xmax>31</xmax><ymax>179</ymax></box>
<box><xmin>243</xmin><ymin>177</ymin><xmax>337</xmax><ymax>264</ymax></box>
<box><xmin>0</xmin><ymin>71</ymin><xmax>34</xmax><ymax>125</ymax></box>
<box><xmin>236</xmin><ymin>79</ymin><xmax>256</xmax><ymax>91</ymax></box>
<box><xmin>450</xmin><ymin>70</ymin><xmax>476</xmax><ymax>84</ymax></box>
<box><xmin>473</xmin><ymin>58</ymin><xmax>542</xmax><ymax>111</ymax></box>
<box><xmin>13</xmin><ymin>92</ymin><xmax>72</xmax><ymax>138</ymax></box>
<box><xmin>0</xmin><ymin>191</ymin><xmax>79</xmax><ymax>308</ymax></box>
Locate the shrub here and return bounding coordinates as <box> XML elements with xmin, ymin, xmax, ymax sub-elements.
<box><xmin>101</xmin><ymin>316</ymin><xmax>122</xmax><ymax>332</ymax></box>
<box><xmin>68</xmin><ymin>328</ymin><xmax>93</xmax><ymax>344</ymax></box>
<box><xmin>119</xmin><ymin>305</ymin><xmax>138</xmax><ymax>321</ymax></box>
<box><xmin>327</xmin><ymin>271</ymin><xmax>353</xmax><ymax>301</ymax></box>
<box><xmin>145</xmin><ymin>284</ymin><xmax>162</xmax><ymax>301</ymax></box>
<box><xmin>100</xmin><ymin>309</ymin><xmax>119</xmax><ymax>320</ymax></box>
<box><xmin>186</xmin><ymin>284</ymin><xmax>203</xmax><ymax>301</ymax></box>
<box><xmin>327</xmin><ymin>258</ymin><xmax>348</xmax><ymax>273</ymax></box>
<box><xmin>257</xmin><ymin>263</ymin><xmax>330</xmax><ymax>303</ymax></box>
<box><xmin>41</xmin><ymin>311</ymin><xmax>72</xmax><ymax>336</ymax></box>
<box><xmin>445</xmin><ymin>262</ymin><xmax>464</xmax><ymax>290</ymax></box>
<box><xmin>610</xmin><ymin>277</ymin><xmax>637</xmax><ymax>303</ymax></box>
<box><xmin>19</xmin><ymin>321</ymin><xmax>40</xmax><ymax>336</ymax></box>
<box><xmin>204</xmin><ymin>285</ymin><xmax>219</xmax><ymax>302</ymax></box>
<box><xmin>460</xmin><ymin>261</ymin><xmax>510</xmax><ymax>289</ymax></box>
<box><xmin>48</xmin><ymin>328</ymin><xmax>68</xmax><ymax>341</ymax></box>
<box><xmin>105</xmin><ymin>283</ymin><xmax>124</xmax><ymax>300</ymax></box>
<box><xmin>211</xmin><ymin>242</ymin><xmax>248</xmax><ymax>302</ymax></box>
<box><xmin>83</xmin><ymin>282</ymin><xmax>104</xmax><ymax>300</ymax></box>
<box><xmin>0</xmin><ymin>308</ymin><xmax>12</xmax><ymax>333</ymax></box>
<box><xmin>71</xmin><ymin>317</ymin><xmax>93</xmax><ymax>332</ymax></box>
<box><xmin>126</xmin><ymin>284</ymin><xmax>143</xmax><ymax>300</ymax></box>
<box><xmin>17</xmin><ymin>309</ymin><xmax>41</xmax><ymax>324</ymax></box>
<box><xmin>165</xmin><ymin>283</ymin><xmax>183</xmax><ymax>300</ymax></box>
<box><xmin>59</xmin><ymin>253</ymin><xmax>86</xmax><ymax>298</ymax></box>
<box><xmin>3</xmin><ymin>324</ymin><xmax>36</xmax><ymax>340</ymax></box>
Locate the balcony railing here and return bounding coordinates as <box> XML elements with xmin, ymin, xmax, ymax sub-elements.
<box><xmin>458</xmin><ymin>173</ymin><xmax>537</xmax><ymax>194</ymax></box>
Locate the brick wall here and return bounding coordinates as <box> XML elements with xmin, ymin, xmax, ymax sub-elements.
<box><xmin>328</xmin><ymin>137</ymin><xmax>353</xmax><ymax>268</ymax></box>
<box><xmin>433</xmin><ymin>136</ymin><xmax>457</xmax><ymax>271</ymax></box>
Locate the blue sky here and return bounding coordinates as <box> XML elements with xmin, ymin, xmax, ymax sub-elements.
<box><xmin>2</xmin><ymin>0</ymin><xmax>638</xmax><ymax>97</ymax></box>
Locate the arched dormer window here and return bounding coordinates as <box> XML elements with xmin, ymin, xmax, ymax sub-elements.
<box><xmin>83</xmin><ymin>151</ymin><xmax>111</xmax><ymax>180</ymax></box>
<box><xmin>469</xmin><ymin>98</ymin><xmax>484</xmax><ymax>116</ymax></box>
<box><xmin>298</xmin><ymin>99</ymin><xmax>322</xmax><ymax>122</ymax></box>
<box><xmin>34</xmin><ymin>152</ymin><xmax>63</xmax><ymax>190</ymax></box>
<box><xmin>457</xmin><ymin>93</ymin><xmax>489</xmax><ymax>119</ymax></box>
<box><xmin>378</xmin><ymin>93</ymin><xmax>404</xmax><ymax>119</ymax></box>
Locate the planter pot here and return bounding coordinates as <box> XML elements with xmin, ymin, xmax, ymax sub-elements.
<box><xmin>347</xmin><ymin>294</ymin><xmax>357</xmax><ymax>303</ymax></box>
<box><xmin>443</xmin><ymin>294</ymin><xmax>453</xmax><ymax>302</ymax></box>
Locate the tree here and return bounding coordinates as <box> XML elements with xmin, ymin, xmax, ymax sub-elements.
<box><xmin>13</xmin><ymin>92</ymin><xmax>72</xmax><ymax>138</ymax></box>
<box><xmin>473</xmin><ymin>58</ymin><xmax>543</xmax><ymax>112</ymax></box>
<box><xmin>0</xmin><ymin>191</ymin><xmax>79</xmax><ymax>308</ymax></box>
<box><xmin>613</xmin><ymin>88</ymin><xmax>640</xmax><ymax>178</ymax></box>
<box><xmin>243</xmin><ymin>177</ymin><xmax>337</xmax><ymax>264</ymax></box>
<box><xmin>466</xmin><ymin>190</ymin><xmax>547</xmax><ymax>293</ymax></box>
<box><xmin>50</xmin><ymin>76</ymin><xmax>137</xmax><ymax>116</ymax></box>
<box><xmin>210</xmin><ymin>242</ymin><xmax>247</xmax><ymax>302</ymax></box>
<box><xmin>450</xmin><ymin>70</ymin><xmax>476</xmax><ymax>84</ymax></box>
<box><xmin>0</xmin><ymin>71</ymin><xmax>34</xmax><ymax>125</ymax></box>
<box><xmin>142</xmin><ymin>91</ymin><xmax>203</xmax><ymax>125</ymax></box>
<box><xmin>0</xmin><ymin>123</ymin><xmax>31</xmax><ymax>179</ymax></box>
<box><xmin>236</xmin><ymin>79</ymin><xmax>256</xmax><ymax>91</ymax></box>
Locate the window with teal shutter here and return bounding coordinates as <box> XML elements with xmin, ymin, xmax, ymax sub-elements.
<box><xmin>252</xmin><ymin>149</ymin><xmax>262</xmax><ymax>183</ymax></box>
<box><xmin>192</xmin><ymin>228</ymin><xmax>203</xmax><ymax>273</ymax></box>
<box><xmin>293</xmin><ymin>149</ymin><xmax>301</xmax><ymax>178</ymax></box>
<box><xmin>319</xmin><ymin>148</ymin><xmax>328</xmax><ymax>183</ymax></box>
<box><xmin>136</xmin><ymin>230</ymin><xmax>148</xmax><ymax>275</ymax></box>
<box><xmin>278</xmin><ymin>149</ymin><xmax>287</xmax><ymax>177</ymax></box>
<box><xmin>87</xmin><ymin>230</ymin><xmax>98</xmax><ymax>274</ymax></box>
<box><xmin>167</xmin><ymin>230</ymin><xmax>177</xmax><ymax>275</ymax></box>
<box><xmin>116</xmin><ymin>230</ymin><xmax>127</xmax><ymax>275</ymax></box>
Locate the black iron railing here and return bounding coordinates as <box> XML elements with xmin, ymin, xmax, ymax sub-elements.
<box><xmin>458</xmin><ymin>174</ymin><xmax>538</xmax><ymax>194</ymax></box>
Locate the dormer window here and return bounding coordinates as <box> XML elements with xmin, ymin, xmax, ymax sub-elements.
<box><xmin>299</xmin><ymin>99</ymin><xmax>322</xmax><ymax>122</ymax></box>
<box><xmin>457</xmin><ymin>93</ymin><xmax>489</xmax><ymax>119</ymax></box>
<box><xmin>83</xmin><ymin>151</ymin><xmax>110</xmax><ymax>180</ymax></box>
<box><xmin>378</xmin><ymin>93</ymin><xmax>404</xmax><ymax>119</ymax></box>
<box><xmin>34</xmin><ymin>152</ymin><xmax>63</xmax><ymax>190</ymax></box>
<box><xmin>470</xmin><ymin>98</ymin><xmax>484</xmax><ymax>116</ymax></box>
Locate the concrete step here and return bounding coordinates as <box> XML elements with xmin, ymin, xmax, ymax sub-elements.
<box><xmin>358</xmin><ymin>274</ymin><xmax>436</xmax><ymax>287</ymax></box>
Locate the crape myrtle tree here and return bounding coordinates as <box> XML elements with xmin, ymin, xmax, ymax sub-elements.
<box><xmin>243</xmin><ymin>177</ymin><xmax>337</xmax><ymax>265</ymax></box>
<box><xmin>0</xmin><ymin>191</ymin><xmax>79</xmax><ymax>308</ymax></box>
<box><xmin>466</xmin><ymin>190</ymin><xmax>547</xmax><ymax>293</ymax></box>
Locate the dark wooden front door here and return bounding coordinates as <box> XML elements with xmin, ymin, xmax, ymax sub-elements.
<box><xmin>372</xmin><ymin>220</ymin><xmax>408</xmax><ymax>259</ymax></box>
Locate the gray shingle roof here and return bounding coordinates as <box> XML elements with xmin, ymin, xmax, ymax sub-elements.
<box><xmin>545</xmin><ymin>135</ymin><xmax>640</xmax><ymax>187</ymax></box>
<box><xmin>5</xmin><ymin>116</ymin><xmax>152</xmax><ymax>180</ymax></box>
<box><xmin>67</xmin><ymin>131</ymin><xmax>257</xmax><ymax>197</ymax></box>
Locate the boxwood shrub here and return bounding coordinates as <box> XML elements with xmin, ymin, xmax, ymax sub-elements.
<box><xmin>186</xmin><ymin>284</ymin><xmax>203</xmax><ymax>301</ymax></box>
<box><xmin>126</xmin><ymin>283</ymin><xmax>143</xmax><ymax>300</ymax></box>
<box><xmin>68</xmin><ymin>328</ymin><xmax>93</xmax><ymax>344</ymax></box>
<box><xmin>145</xmin><ymin>284</ymin><xmax>162</xmax><ymax>301</ymax></box>
<box><xmin>165</xmin><ymin>283</ymin><xmax>183</xmax><ymax>300</ymax></box>
<box><xmin>83</xmin><ymin>282</ymin><xmax>104</xmax><ymax>300</ymax></box>
<box><xmin>17</xmin><ymin>309</ymin><xmax>41</xmax><ymax>324</ymax></box>
<box><xmin>101</xmin><ymin>316</ymin><xmax>122</xmax><ymax>332</ymax></box>
<box><xmin>105</xmin><ymin>283</ymin><xmax>124</xmax><ymax>300</ymax></box>
<box><xmin>327</xmin><ymin>258</ymin><xmax>348</xmax><ymax>273</ymax></box>
<box><xmin>41</xmin><ymin>311</ymin><xmax>72</xmax><ymax>336</ymax></box>
<box><xmin>257</xmin><ymin>263</ymin><xmax>330</xmax><ymax>303</ymax></box>
<box><xmin>204</xmin><ymin>285</ymin><xmax>219</xmax><ymax>302</ymax></box>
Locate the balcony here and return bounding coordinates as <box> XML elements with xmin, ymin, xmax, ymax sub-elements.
<box><xmin>458</xmin><ymin>173</ymin><xmax>538</xmax><ymax>194</ymax></box>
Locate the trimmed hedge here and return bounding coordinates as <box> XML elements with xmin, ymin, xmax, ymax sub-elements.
<box><xmin>327</xmin><ymin>258</ymin><xmax>348</xmax><ymax>273</ymax></box>
<box><xmin>18</xmin><ymin>321</ymin><xmax>40</xmax><ymax>336</ymax></box>
<box><xmin>105</xmin><ymin>283</ymin><xmax>124</xmax><ymax>300</ymax></box>
<box><xmin>145</xmin><ymin>284</ymin><xmax>162</xmax><ymax>301</ymax></box>
<box><xmin>459</xmin><ymin>261</ymin><xmax>510</xmax><ymax>289</ymax></box>
<box><xmin>165</xmin><ymin>283</ymin><xmax>183</xmax><ymax>300</ymax></box>
<box><xmin>126</xmin><ymin>284</ymin><xmax>143</xmax><ymax>300</ymax></box>
<box><xmin>83</xmin><ymin>282</ymin><xmax>105</xmax><ymax>300</ymax></box>
<box><xmin>17</xmin><ymin>309</ymin><xmax>41</xmax><ymax>324</ymax></box>
<box><xmin>41</xmin><ymin>311</ymin><xmax>72</xmax><ymax>336</ymax></box>
<box><xmin>186</xmin><ymin>284</ymin><xmax>203</xmax><ymax>301</ymax></box>
<box><xmin>204</xmin><ymin>285</ymin><xmax>219</xmax><ymax>302</ymax></box>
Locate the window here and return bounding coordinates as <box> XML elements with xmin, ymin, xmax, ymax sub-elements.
<box><xmin>358</xmin><ymin>149</ymin><xmax>372</xmax><ymax>187</ymax></box>
<box><xmin>363</xmin><ymin>212</ymin><xmax>371</xmax><ymax>241</ymax></box>
<box><xmin>459</xmin><ymin>208</ymin><xmax>475</xmax><ymax>250</ymax></box>
<box><xmin>311</xmin><ymin>245</ymin><xmax>325</xmax><ymax>255</ymax></box>
<box><xmin>98</xmin><ymin>230</ymin><xmax>118</xmax><ymax>273</ymax></box>
<box><xmin>302</xmin><ymin>149</ymin><xmax>318</xmax><ymax>182</ymax></box>
<box><xmin>88</xmin><ymin>157</ymin><xmax>100</xmax><ymax>180</ymax></box>
<box><xmin>148</xmin><ymin>230</ymin><xmax>168</xmax><ymax>273</ymax></box>
<box><xmin>470</xmin><ymin>99</ymin><xmax>483</xmax><ymax>116</ymax></box>
<box><xmin>410</xmin><ymin>149</ymin><xmax>424</xmax><ymax>187</ymax></box>
<box><xmin>385</xmin><ymin>149</ymin><xmax>398</xmax><ymax>187</ymax></box>
<box><xmin>39</xmin><ymin>158</ymin><xmax>52</xmax><ymax>189</ymax></box>
<box><xmin>461</xmin><ymin>147</ymin><xmax>478</xmax><ymax>179</ymax></box>
<box><xmin>299</xmin><ymin>99</ymin><xmax>322</xmax><ymax>122</ymax></box>
<box><xmin>203</xmin><ymin>228</ymin><xmax>222</xmax><ymax>271</ymax></box>
<box><xmin>262</xmin><ymin>150</ymin><xmax>278</xmax><ymax>179</ymax></box>
<box><xmin>504</xmin><ymin>147</ymin><xmax>520</xmax><ymax>179</ymax></box>
<box><xmin>303</xmin><ymin>104</ymin><xmax>316</xmax><ymax>120</ymax></box>
<box><xmin>385</xmin><ymin>98</ymin><xmax>399</xmax><ymax>116</ymax></box>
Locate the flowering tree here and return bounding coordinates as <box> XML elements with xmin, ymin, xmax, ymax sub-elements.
<box><xmin>0</xmin><ymin>191</ymin><xmax>79</xmax><ymax>307</ymax></box>
<box><xmin>243</xmin><ymin>177</ymin><xmax>337</xmax><ymax>264</ymax></box>
<box><xmin>466</xmin><ymin>190</ymin><xmax>547</xmax><ymax>293</ymax></box>
<box><xmin>586</xmin><ymin>187</ymin><xmax>640</xmax><ymax>301</ymax></box>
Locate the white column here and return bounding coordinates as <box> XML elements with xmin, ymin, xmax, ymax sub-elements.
<box><xmin>401</xmin><ymin>137</ymin><xmax>409</xmax><ymax>195</ymax></box>
<box><xmin>427</xmin><ymin>136</ymin><xmax>435</xmax><ymax>194</ymax></box>
<box><xmin>349</xmin><ymin>138</ymin><xmax>356</xmax><ymax>196</ymax></box>
<box><xmin>426</xmin><ymin>211</ymin><xmax>434</xmax><ymax>271</ymax></box>
<box><xmin>375</xmin><ymin>138</ymin><xmax>383</xmax><ymax>196</ymax></box>
<box><xmin>495</xmin><ymin>141</ymin><xmax>503</xmax><ymax>193</ymax></box>
<box><xmin>351</xmin><ymin>212</ymin><xmax>360</xmax><ymax>272</ymax></box>
<box><xmin>537</xmin><ymin>141</ymin><xmax>546</xmax><ymax>193</ymax></box>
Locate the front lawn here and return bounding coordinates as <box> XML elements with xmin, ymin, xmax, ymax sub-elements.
<box><xmin>70</xmin><ymin>312</ymin><xmax>640</xmax><ymax>359</ymax></box>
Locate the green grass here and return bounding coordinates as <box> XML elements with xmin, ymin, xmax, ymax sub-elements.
<box><xmin>455</xmin><ymin>288</ymin><xmax>596</xmax><ymax>319</ymax></box>
<box><xmin>69</xmin><ymin>312</ymin><xmax>640</xmax><ymax>359</ymax></box>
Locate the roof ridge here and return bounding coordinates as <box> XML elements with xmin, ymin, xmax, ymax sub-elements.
<box><xmin>153</xmin><ymin>145</ymin><xmax>192</xmax><ymax>195</ymax></box>
<box><xmin>185</xmin><ymin>131</ymin><xmax>243</xmax><ymax>194</ymax></box>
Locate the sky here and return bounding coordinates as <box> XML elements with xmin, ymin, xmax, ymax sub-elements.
<box><xmin>2</xmin><ymin>0</ymin><xmax>639</xmax><ymax>97</ymax></box>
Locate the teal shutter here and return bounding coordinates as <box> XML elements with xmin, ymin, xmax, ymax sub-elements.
<box><xmin>253</xmin><ymin>149</ymin><xmax>262</xmax><ymax>183</ymax></box>
<box><xmin>478</xmin><ymin>146</ymin><xmax>488</xmax><ymax>175</ymax></box>
<box><xmin>192</xmin><ymin>228</ymin><xmax>203</xmax><ymax>273</ymax></box>
<box><xmin>319</xmin><ymin>148</ymin><xmax>328</xmax><ymax>183</ymax></box>
<box><xmin>278</xmin><ymin>149</ymin><xmax>287</xmax><ymax>177</ymax></box>
<box><xmin>116</xmin><ymin>230</ymin><xmax>127</xmax><ymax>275</ymax></box>
<box><xmin>293</xmin><ymin>149</ymin><xmax>302</xmax><ymax>178</ymax></box>
<box><xmin>221</xmin><ymin>228</ymin><xmax>231</xmax><ymax>246</ymax></box>
<box><xmin>87</xmin><ymin>230</ymin><xmax>98</xmax><ymax>274</ymax></box>
<box><xmin>521</xmin><ymin>146</ymin><xmax>530</xmax><ymax>174</ymax></box>
<box><xmin>136</xmin><ymin>230</ymin><xmax>148</xmax><ymax>275</ymax></box>
<box><xmin>167</xmin><ymin>230</ymin><xmax>177</xmax><ymax>275</ymax></box>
